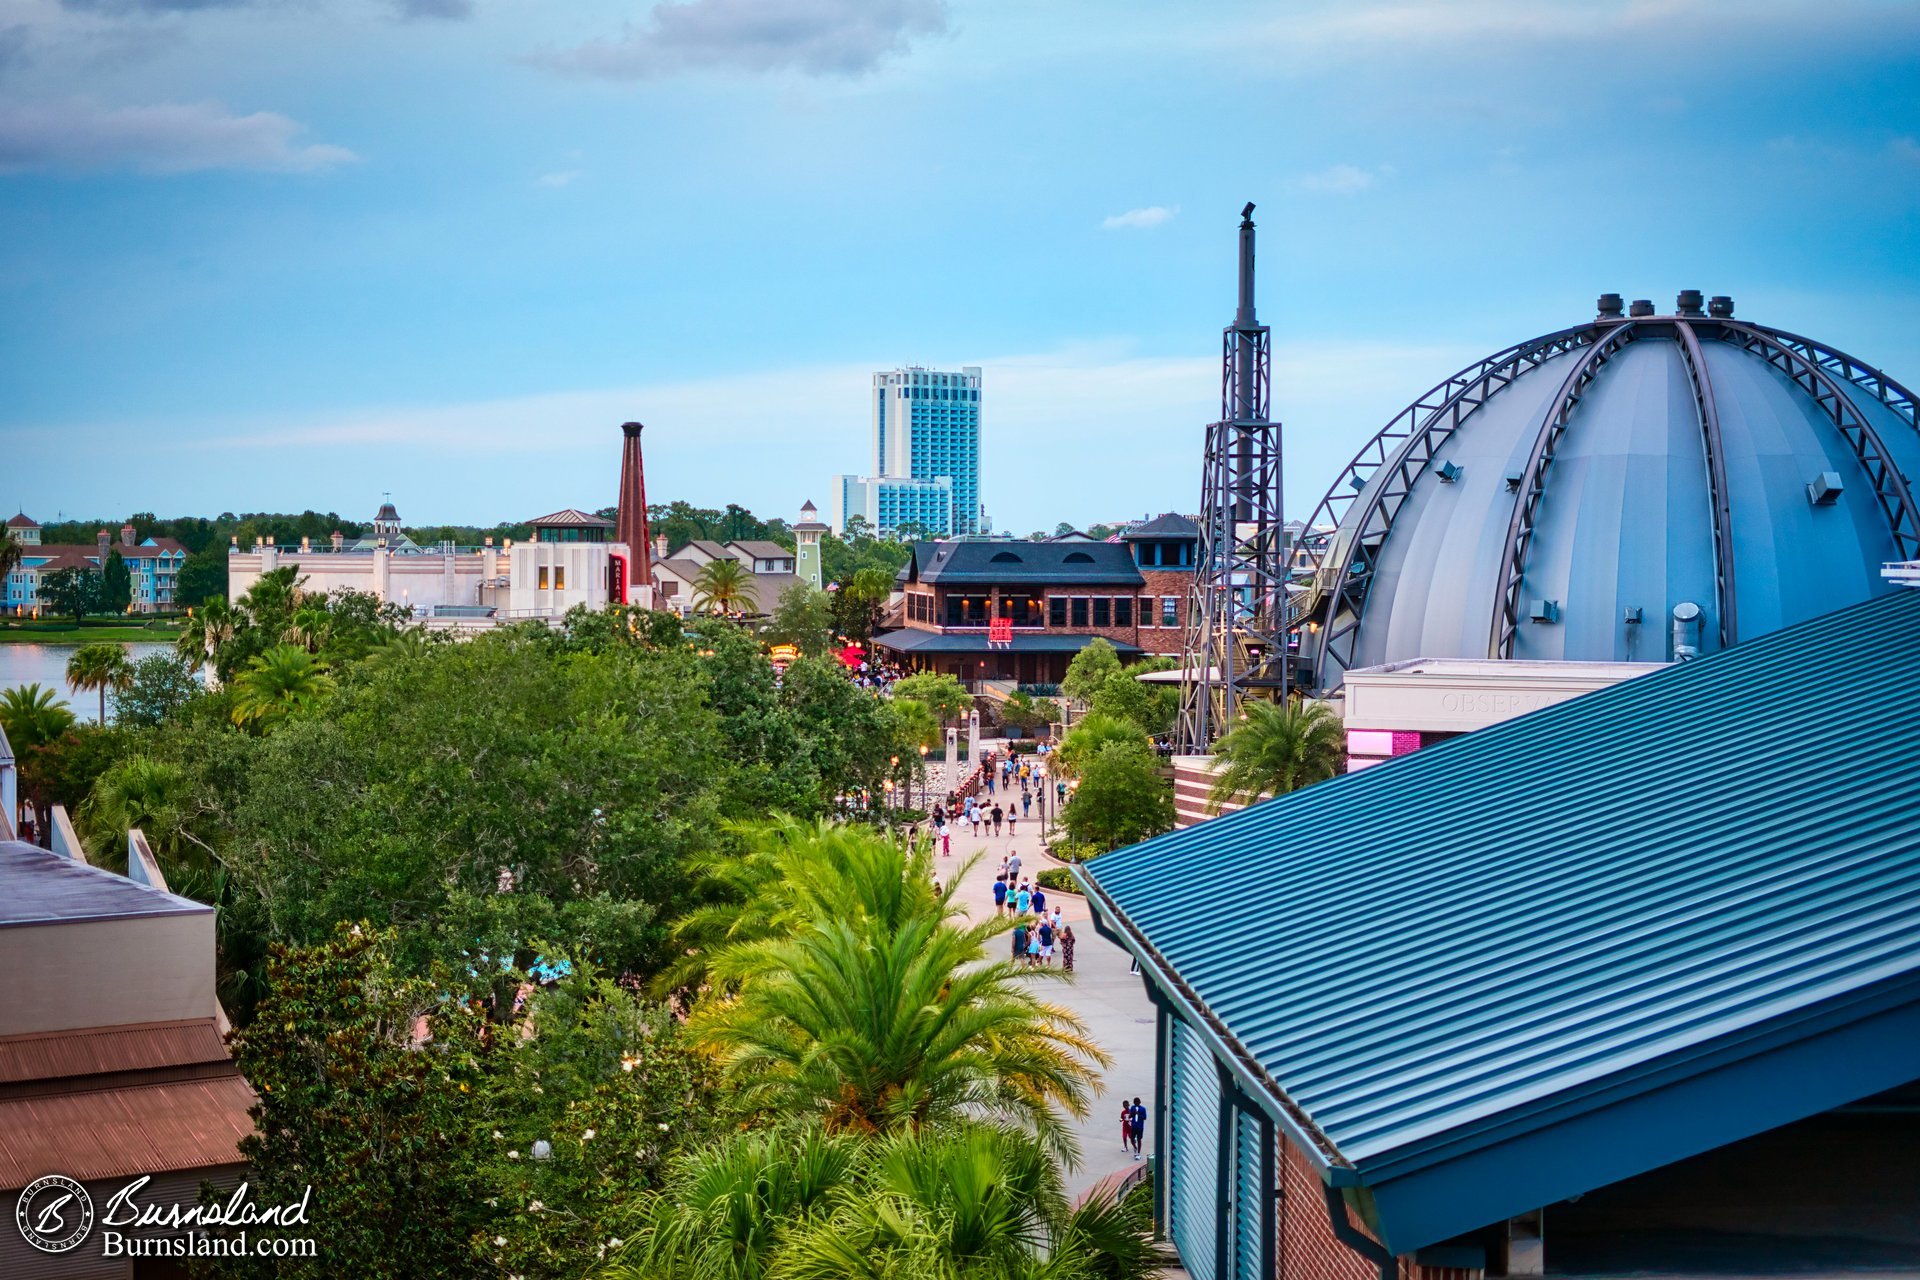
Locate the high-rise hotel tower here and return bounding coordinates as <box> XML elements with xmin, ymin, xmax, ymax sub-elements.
<box><xmin>832</xmin><ymin>365</ymin><xmax>983</xmax><ymax>538</ymax></box>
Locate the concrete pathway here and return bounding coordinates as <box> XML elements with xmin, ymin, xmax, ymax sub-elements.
<box><xmin>935</xmin><ymin>758</ymin><xmax>1158</xmax><ymax>1201</ymax></box>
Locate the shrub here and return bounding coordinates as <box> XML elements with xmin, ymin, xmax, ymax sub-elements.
<box><xmin>1034</xmin><ymin>867</ymin><xmax>1079</xmax><ymax>894</ymax></box>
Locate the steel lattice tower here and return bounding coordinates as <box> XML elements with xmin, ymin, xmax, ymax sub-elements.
<box><xmin>1177</xmin><ymin>204</ymin><xmax>1288</xmax><ymax>752</ymax></box>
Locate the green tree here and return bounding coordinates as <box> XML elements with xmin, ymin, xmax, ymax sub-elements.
<box><xmin>1062</xmin><ymin>739</ymin><xmax>1175</xmax><ymax>854</ymax></box>
<box><xmin>1061</xmin><ymin>637</ymin><xmax>1124</xmax><ymax>703</ymax></box>
<box><xmin>112</xmin><ymin>652</ymin><xmax>204</xmax><ymax>728</ymax></box>
<box><xmin>1207</xmin><ymin>698</ymin><xmax>1345</xmax><ymax>812</ymax></box>
<box><xmin>177</xmin><ymin>598</ymin><xmax>238</xmax><ymax>672</ymax></box>
<box><xmin>220</xmin><ymin>926</ymin><xmax>488</xmax><ymax>1280</ymax></box>
<box><xmin>831</xmin><ymin>566</ymin><xmax>893</xmax><ymax>643</ymax></box>
<box><xmin>762</xmin><ymin>583</ymin><xmax>836</xmax><ymax>655</ymax></box>
<box><xmin>692</xmin><ymin>557</ymin><xmax>754</xmax><ymax>614</ymax></box>
<box><xmin>1051</xmin><ymin>713</ymin><xmax>1146</xmax><ymax>780</ymax></box>
<box><xmin>100</xmin><ymin>548</ymin><xmax>133</xmax><ymax>613</ymax></box>
<box><xmin>0</xmin><ymin>529</ymin><xmax>21</xmax><ymax>590</ymax></box>
<box><xmin>230</xmin><ymin>645</ymin><xmax>336</xmax><ymax>730</ymax></box>
<box><xmin>888</xmin><ymin>695</ymin><xmax>941</xmax><ymax>754</ymax></box>
<box><xmin>999</xmin><ymin>689</ymin><xmax>1062</xmax><ymax>732</ymax></box>
<box><xmin>80</xmin><ymin>756</ymin><xmax>198</xmax><ymax>865</ymax></box>
<box><xmin>692</xmin><ymin>826</ymin><xmax>1106</xmax><ymax>1149</ymax></box>
<box><xmin>891</xmin><ymin>671</ymin><xmax>972</xmax><ymax>725</ymax></box>
<box><xmin>174</xmin><ymin>544</ymin><xmax>228</xmax><ymax>607</ymax></box>
<box><xmin>65</xmin><ymin>642</ymin><xmax>133</xmax><ymax>722</ymax></box>
<box><xmin>0</xmin><ymin>683</ymin><xmax>76</xmax><ymax>753</ymax></box>
<box><xmin>1087</xmin><ymin>656</ymin><xmax>1179</xmax><ymax>735</ymax></box>
<box><xmin>38</xmin><ymin>566</ymin><xmax>100</xmax><ymax>624</ymax></box>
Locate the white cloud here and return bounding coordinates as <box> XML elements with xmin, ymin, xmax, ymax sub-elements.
<box><xmin>0</xmin><ymin>98</ymin><xmax>358</xmax><ymax>174</ymax></box>
<box><xmin>1298</xmin><ymin>163</ymin><xmax>1390</xmax><ymax>195</ymax></box>
<box><xmin>531</xmin><ymin>0</ymin><xmax>948</xmax><ymax>81</ymax></box>
<box><xmin>1101</xmin><ymin>205</ymin><xmax>1176</xmax><ymax>231</ymax></box>
<box><xmin>536</xmin><ymin>168</ymin><xmax>582</xmax><ymax>187</ymax></box>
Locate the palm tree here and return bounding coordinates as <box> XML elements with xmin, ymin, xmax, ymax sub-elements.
<box><xmin>229</xmin><ymin>644</ymin><xmax>335</xmax><ymax>730</ymax></box>
<box><xmin>692</xmin><ymin>829</ymin><xmax>1107</xmax><ymax>1151</ymax></box>
<box><xmin>0</xmin><ymin>530</ymin><xmax>21</xmax><ymax>597</ymax></box>
<box><xmin>612</xmin><ymin>1122</ymin><xmax>1172</xmax><ymax>1280</ymax></box>
<box><xmin>286</xmin><ymin>602</ymin><xmax>332</xmax><ymax>653</ymax></box>
<box><xmin>176</xmin><ymin>598</ymin><xmax>237</xmax><ymax>673</ymax></box>
<box><xmin>1051</xmin><ymin>713</ymin><xmax>1146</xmax><ymax>780</ymax></box>
<box><xmin>66</xmin><ymin>642</ymin><xmax>133</xmax><ymax>722</ymax></box>
<box><xmin>692</xmin><ymin>557</ymin><xmax>755</xmax><ymax>615</ymax></box>
<box><xmin>0</xmin><ymin>683</ymin><xmax>76</xmax><ymax>752</ymax></box>
<box><xmin>80</xmin><ymin>756</ymin><xmax>199</xmax><ymax>865</ymax></box>
<box><xmin>1207</xmin><ymin>697</ymin><xmax>1345</xmax><ymax>813</ymax></box>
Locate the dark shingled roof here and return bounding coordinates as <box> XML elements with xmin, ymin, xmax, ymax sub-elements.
<box><xmin>0</xmin><ymin>841</ymin><xmax>211</xmax><ymax>928</ymax></box>
<box><xmin>902</xmin><ymin>540</ymin><xmax>1145</xmax><ymax>587</ymax></box>
<box><xmin>1122</xmin><ymin>513</ymin><xmax>1200</xmax><ymax>539</ymax></box>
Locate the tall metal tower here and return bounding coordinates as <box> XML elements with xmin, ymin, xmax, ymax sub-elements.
<box><xmin>1176</xmin><ymin>204</ymin><xmax>1288</xmax><ymax>753</ymax></box>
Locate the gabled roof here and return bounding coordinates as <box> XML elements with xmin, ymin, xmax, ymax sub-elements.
<box><xmin>1080</xmin><ymin>588</ymin><xmax>1920</xmax><ymax>1255</ymax></box>
<box><xmin>1121</xmin><ymin>512</ymin><xmax>1199</xmax><ymax>539</ymax></box>
<box><xmin>902</xmin><ymin>540</ymin><xmax>1145</xmax><ymax>587</ymax></box>
<box><xmin>4</xmin><ymin>513</ymin><xmax>37</xmax><ymax>529</ymax></box>
<box><xmin>528</xmin><ymin>508</ymin><xmax>615</xmax><ymax>528</ymax></box>
<box><xmin>730</xmin><ymin>540</ymin><xmax>793</xmax><ymax>561</ymax></box>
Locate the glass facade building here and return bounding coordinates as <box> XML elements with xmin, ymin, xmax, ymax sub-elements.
<box><xmin>831</xmin><ymin>365</ymin><xmax>983</xmax><ymax>538</ymax></box>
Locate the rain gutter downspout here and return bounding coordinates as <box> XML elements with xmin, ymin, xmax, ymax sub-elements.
<box><xmin>1323</xmin><ymin>1183</ymin><xmax>1398</xmax><ymax>1280</ymax></box>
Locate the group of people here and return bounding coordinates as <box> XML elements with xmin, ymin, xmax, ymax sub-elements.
<box><xmin>1119</xmin><ymin>1096</ymin><xmax>1147</xmax><ymax>1160</ymax></box>
<box><xmin>992</xmin><ymin>852</ymin><xmax>1074</xmax><ymax>970</ymax></box>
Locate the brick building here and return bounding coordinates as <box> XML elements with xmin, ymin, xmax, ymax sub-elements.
<box><xmin>1079</xmin><ymin>588</ymin><xmax>1920</xmax><ymax>1278</ymax></box>
<box><xmin>872</xmin><ymin>519</ymin><xmax>1199</xmax><ymax>684</ymax></box>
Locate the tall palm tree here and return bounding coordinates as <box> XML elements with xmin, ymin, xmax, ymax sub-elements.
<box><xmin>692</xmin><ymin>557</ymin><xmax>755</xmax><ymax>615</ymax></box>
<box><xmin>0</xmin><ymin>530</ymin><xmax>21</xmax><ymax>599</ymax></box>
<box><xmin>80</xmin><ymin>756</ymin><xmax>199</xmax><ymax>865</ymax></box>
<box><xmin>176</xmin><ymin>598</ymin><xmax>237</xmax><ymax>673</ymax></box>
<box><xmin>1207</xmin><ymin>697</ymin><xmax>1345</xmax><ymax>813</ymax></box>
<box><xmin>66</xmin><ymin>642</ymin><xmax>133</xmax><ymax>722</ymax></box>
<box><xmin>285</xmin><ymin>602</ymin><xmax>332</xmax><ymax>653</ymax></box>
<box><xmin>229</xmin><ymin>644</ymin><xmax>335</xmax><ymax>730</ymax></box>
<box><xmin>692</xmin><ymin>829</ymin><xmax>1107</xmax><ymax>1151</ymax></box>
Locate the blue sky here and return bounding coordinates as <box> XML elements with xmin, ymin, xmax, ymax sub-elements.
<box><xmin>3</xmin><ymin>0</ymin><xmax>1918</xmax><ymax>534</ymax></box>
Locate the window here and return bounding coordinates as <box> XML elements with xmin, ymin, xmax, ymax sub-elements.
<box><xmin>1049</xmin><ymin>597</ymin><xmax>1067</xmax><ymax>627</ymax></box>
<box><xmin>1161</xmin><ymin>596</ymin><xmax>1179</xmax><ymax>627</ymax></box>
<box><xmin>1070</xmin><ymin>597</ymin><xmax>1088</xmax><ymax>627</ymax></box>
<box><xmin>538</xmin><ymin>566</ymin><xmax>550</xmax><ymax>589</ymax></box>
<box><xmin>554</xmin><ymin>566</ymin><xmax>565</xmax><ymax>590</ymax></box>
<box><xmin>1140</xmin><ymin>595</ymin><xmax>1156</xmax><ymax>625</ymax></box>
<box><xmin>1115</xmin><ymin>597</ymin><xmax>1133</xmax><ymax>627</ymax></box>
<box><xmin>1093</xmin><ymin>598</ymin><xmax>1111</xmax><ymax>627</ymax></box>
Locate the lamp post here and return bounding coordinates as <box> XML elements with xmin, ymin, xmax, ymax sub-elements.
<box><xmin>919</xmin><ymin>744</ymin><xmax>929</xmax><ymax>809</ymax></box>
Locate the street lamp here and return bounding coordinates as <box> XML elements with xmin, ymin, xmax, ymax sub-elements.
<box><xmin>919</xmin><ymin>744</ymin><xmax>929</xmax><ymax>808</ymax></box>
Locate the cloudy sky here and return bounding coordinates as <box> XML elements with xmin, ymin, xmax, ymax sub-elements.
<box><xmin>3</xmin><ymin>0</ymin><xmax>1918</xmax><ymax>532</ymax></box>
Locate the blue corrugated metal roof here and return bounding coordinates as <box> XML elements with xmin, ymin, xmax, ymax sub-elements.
<box><xmin>1082</xmin><ymin>588</ymin><xmax>1920</xmax><ymax>1245</ymax></box>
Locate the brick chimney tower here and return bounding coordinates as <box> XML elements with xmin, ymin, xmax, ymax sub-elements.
<box><xmin>615</xmin><ymin>421</ymin><xmax>653</xmax><ymax>602</ymax></box>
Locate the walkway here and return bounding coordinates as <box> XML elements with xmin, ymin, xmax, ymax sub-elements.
<box><xmin>936</xmin><ymin>756</ymin><xmax>1158</xmax><ymax>1201</ymax></box>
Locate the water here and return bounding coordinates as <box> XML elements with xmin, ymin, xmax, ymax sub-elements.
<box><xmin>0</xmin><ymin>642</ymin><xmax>182</xmax><ymax>724</ymax></box>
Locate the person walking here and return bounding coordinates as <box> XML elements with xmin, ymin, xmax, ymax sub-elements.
<box><xmin>1021</xmin><ymin>790</ymin><xmax>1032</xmax><ymax>817</ymax></box>
<box><xmin>1037</xmin><ymin>917</ymin><xmax>1054</xmax><ymax>966</ymax></box>
<box><xmin>1007</xmin><ymin>811</ymin><xmax>1018</xmax><ymax>837</ymax></box>
<box><xmin>1015</xmin><ymin>882</ymin><xmax>1032</xmax><ymax>915</ymax></box>
<box><xmin>1027</xmin><ymin>929</ymin><xmax>1042</xmax><ymax>968</ymax></box>
<box><xmin>941</xmin><ymin>828</ymin><xmax>952</xmax><ymax>857</ymax></box>
<box><xmin>992</xmin><ymin>876</ymin><xmax>1008</xmax><ymax>915</ymax></box>
<box><xmin>1060</xmin><ymin>923</ymin><xmax>1076</xmax><ymax>972</ymax></box>
<box><xmin>1031</xmin><ymin>885</ymin><xmax>1046</xmax><ymax>916</ymax></box>
<box><xmin>1011</xmin><ymin>919</ymin><xmax>1029</xmax><ymax>963</ymax></box>
<box><xmin>1130</xmin><ymin>1098</ymin><xmax>1147</xmax><ymax>1159</ymax></box>
<box><xmin>1119</xmin><ymin>1101</ymin><xmax>1133</xmax><ymax>1156</ymax></box>
<box><xmin>991</xmin><ymin>804</ymin><xmax>1004</xmax><ymax>836</ymax></box>
<box><xmin>1005</xmin><ymin>851</ymin><xmax>1021</xmax><ymax>884</ymax></box>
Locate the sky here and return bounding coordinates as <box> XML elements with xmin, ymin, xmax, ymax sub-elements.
<box><xmin>2</xmin><ymin>0</ymin><xmax>1918</xmax><ymax>534</ymax></box>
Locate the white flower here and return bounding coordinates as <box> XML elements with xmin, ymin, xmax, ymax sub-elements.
<box><xmin>657</xmin><ymin>1122</ymin><xmax>670</xmax><ymax>1132</ymax></box>
<box><xmin>610</xmin><ymin>1238</ymin><xmax>623</xmax><ymax>1248</ymax></box>
<box><xmin>582</xmin><ymin>1128</ymin><xmax>596</xmax><ymax>1141</ymax></box>
<box><xmin>529</xmin><ymin>1200</ymin><xmax>544</xmax><ymax>1213</ymax></box>
<box><xmin>493</xmin><ymin>1236</ymin><xmax>506</xmax><ymax>1248</ymax></box>
<box><xmin>507</xmin><ymin>1150</ymin><xmax>521</xmax><ymax>1160</ymax></box>
<box><xmin>492</xmin><ymin>1129</ymin><xmax>503</xmax><ymax>1139</ymax></box>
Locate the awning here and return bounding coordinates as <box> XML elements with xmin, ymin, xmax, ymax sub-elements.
<box><xmin>870</xmin><ymin>630</ymin><xmax>1144</xmax><ymax>655</ymax></box>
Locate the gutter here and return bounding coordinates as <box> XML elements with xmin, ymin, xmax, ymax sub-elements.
<box><xmin>1323</xmin><ymin>1183</ymin><xmax>1398</xmax><ymax>1280</ymax></box>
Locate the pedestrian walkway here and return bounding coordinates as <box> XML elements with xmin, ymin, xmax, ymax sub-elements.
<box><xmin>937</xmin><ymin>756</ymin><xmax>1158</xmax><ymax>1201</ymax></box>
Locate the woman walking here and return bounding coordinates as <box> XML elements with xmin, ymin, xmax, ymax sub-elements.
<box><xmin>1059</xmin><ymin>923</ymin><xmax>1076</xmax><ymax>972</ymax></box>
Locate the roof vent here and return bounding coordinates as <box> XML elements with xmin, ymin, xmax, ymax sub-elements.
<box><xmin>1628</xmin><ymin>299</ymin><xmax>1656</xmax><ymax>318</ymax></box>
<box><xmin>1596</xmin><ymin>293</ymin><xmax>1624</xmax><ymax>318</ymax></box>
<box><xmin>1504</xmin><ymin>469</ymin><xmax>1524</xmax><ymax>492</ymax></box>
<box><xmin>1063</xmin><ymin>551</ymin><xmax>1095</xmax><ymax>563</ymax></box>
<box><xmin>1529</xmin><ymin>599</ymin><xmax>1560</xmax><ymax>623</ymax></box>
<box><xmin>1623</xmin><ymin>606</ymin><xmax>1643</xmax><ymax>624</ymax></box>
<box><xmin>1807</xmin><ymin>471</ymin><xmax>1844</xmax><ymax>506</ymax></box>
<box><xmin>1676</xmin><ymin>289</ymin><xmax>1705</xmax><ymax>317</ymax></box>
<box><xmin>1708</xmin><ymin>295</ymin><xmax>1735</xmax><ymax>318</ymax></box>
<box><xmin>1672</xmin><ymin>601</ymin><xmax>1703</xmax><ymax>661</ymax></box>
<box><xmin>1436</xmin><ymin>461</ymin><xmax>1463</xmax><ymax>483</ymax></box>
<box><xmin>989</xmin><ymin>551</ymin><xmax>1023</xmax><ymax>563</ymax></box>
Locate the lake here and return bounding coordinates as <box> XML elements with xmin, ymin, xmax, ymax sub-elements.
<box><xmin>0</xmin><ymin>642</ymin><xmax>185</xmax><ymax>723</ymax></box>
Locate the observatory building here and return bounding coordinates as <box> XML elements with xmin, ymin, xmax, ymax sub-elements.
<box><xmin>1295</xmin><ymin>293</ymin><xmax>1918</xmax><ymax>690</ymax></box>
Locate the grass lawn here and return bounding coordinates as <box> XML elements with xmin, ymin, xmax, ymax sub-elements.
<box><xmin>0</xmin><ymin>620</ymin><xmax>184</xmax><ymax>644</ymax></box>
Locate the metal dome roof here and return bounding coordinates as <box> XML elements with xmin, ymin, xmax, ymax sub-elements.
<box><xmin>1296</xmin><ymin>296</ymin><xmax>1920</xmax><ymax>689</ymax></box>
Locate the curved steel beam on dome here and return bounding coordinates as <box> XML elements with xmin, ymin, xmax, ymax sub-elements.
<box><xmin>1303</xmin><ymin>326</ymin><xmax>1601</xmax><ymax>679</ymax></box>
<box><xmin>1675</xmin><ymin>320</ymin><xmax>1739</xmax><ymax>648</ymax></box>
<box><xmin>1489</xmin><ymin>321</ymin><xmax>1643</xmax><ymax>659</ymax></box>
<box><xmin>1748</xmin><ymin>324</ymin><xmax>1920</xmax><ymax>438</ymax></box>
<box><xmin>1718</xmin><ymin>323</ymin><xmax>1920</xmax><ymax>562</ymax></box>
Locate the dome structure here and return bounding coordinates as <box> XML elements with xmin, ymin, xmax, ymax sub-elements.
<box><xmin>1296</xmin><ymin>293</ymin><xmax>1920</xmax><ymax>689</ymax></box>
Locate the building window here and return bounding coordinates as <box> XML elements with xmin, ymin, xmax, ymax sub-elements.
<box><xmin>1093</xmin><ymin>597</ymin><xmax>1111</xmax><ymax>627</ymax></box>
<box><xmin>1049</xmin><ymin>597</ymin><xmax>1067</xmax><ymax>627</ymax></box>
<box><xmin>1115</xmin><ymin>596</ymin><xmax>1133</xmax><ymax>627</ymax></box>
<box><xmin>554</xmin><ymin>566</ymin><xmax>566</xmax><ymax>590</ymax></box>
<box><xmin>1161</xmin><ymin>596</ymin><xmax>1179</xmax><ymax>627</ymax></box>
<box><xmin>1070</xmin><ymin>597</ymin><xmax>1088</xmax><ymax>627</ymax></box>
<box><xmin>538</xmin><ymin>567</ymin><xmax>550</xmax><ymax>589</ymax></box>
